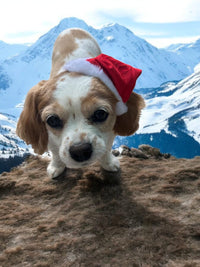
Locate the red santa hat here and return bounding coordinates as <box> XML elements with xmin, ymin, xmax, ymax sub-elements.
<box><xmin>63</xmin><ymin>54</ymin><xmax>142</xmax><ymax>116</ymax></box>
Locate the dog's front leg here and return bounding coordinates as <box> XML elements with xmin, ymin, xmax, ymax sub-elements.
<box><xmin>100</xmin><ymin>150</ymin><xmax>120</xmax><ymax>172</ymax></box>
<box><xmin>47</xmin><ymin>152</ymin><xmax>66</xmax><ymax>179</ymax></box>
<box><xmin>99</xmin><ymin>134</ymin><xmax>120</xmax><ymax>172</ymax></box>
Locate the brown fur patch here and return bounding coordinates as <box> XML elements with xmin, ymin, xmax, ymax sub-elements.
<box><xmin>81</xmin><ymin>78</ymin><xmax>117</xmax><ymax>116</ymax></box>
<box><xmin>50</xmin><ymin>31</ymin><xmax>78</xmax><ymax>78</ymax></box>
<box><xmin>114</xmin><ymin>92</ymin><xmax>145</xmax><ymax>136</ymax></box>
<box><xmin>80</xmin><ymin>132</ymin><xmax>87</xmax><ymax>142</ymax></box>
<box><xmin>50</xmin><ymin>29</ymin><xmax>101</xmax><ymax>78</ymax></box>
<box><xmin>68</xmin><ymin>72</ymin><xmax>83</xmax><ymax>78</ymax></box>
<box><xmin>70</xmin><ymin>28</ymin><xmax>95</xmax><ymax>39</ymax></box>
<box><xmin>81</xmin><ymin>78</ymin><xmax>117</xmax><ymax>130</ymax></box>
<box><xmin>41</xmin><ymin>102</ymin><xmax>68</xmax><ymax>137</ymax></box>
<box><xmin>16</xmin><ymin>77</ymin><xmax>61</xmax><ymax>154</ymax></box>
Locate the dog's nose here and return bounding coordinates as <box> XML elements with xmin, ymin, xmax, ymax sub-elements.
<box><xmin>69</xmin><ymin>142</ymin><xmax>93</xmax><ymax>162</ymax></box>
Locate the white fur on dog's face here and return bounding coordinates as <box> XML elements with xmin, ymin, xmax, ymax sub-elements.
<box><xmin>41</xmin><ymin>73</ymin><xmax>117</xmax><ymax>169</ymax></box>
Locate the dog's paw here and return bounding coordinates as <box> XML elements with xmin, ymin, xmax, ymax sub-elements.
<box><xmin>101</xmin><ymin>155</ymin><xmax>120</xmax><ymax>172</ymax></box>
<box><xmin>47</xmin><ymin>163</ymin><xmax>66</xmax><ymax>179</ymax></box>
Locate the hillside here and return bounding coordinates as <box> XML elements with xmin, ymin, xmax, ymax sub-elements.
<box><xmin>0</xmin><ymin>145</ymin><xmax>200</xmax><ymax>266</ymax></box>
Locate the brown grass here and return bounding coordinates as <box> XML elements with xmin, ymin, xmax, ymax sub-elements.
<box><xmin>0</xmin><ymin>153</ymin><xmax>200</xmax><ymax>266</ymax></box>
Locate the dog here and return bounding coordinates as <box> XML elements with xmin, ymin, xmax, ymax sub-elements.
<box><xmin>16</xmin><ymin>28</ymin><xmax>145</xmax><ymax>179</ymax></box>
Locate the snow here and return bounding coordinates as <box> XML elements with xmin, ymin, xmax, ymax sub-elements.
<box><xmin>0</xmin><ymin>112</ymin><xmax>30</xmax><ymax>158</ymax></box>
<box><xmin>138</xmin><ymin>70</ymin><xmax>200</xmax><ymax>143</ymax></box>
<box><xmin>105</xmin><ymin>36</ymin><xmax>114</xmax><ymax>41</ymax></box>
<box><xmin>0</xmin><ymin>41</ymin><xmax>28</xmax><ymax>61</ymax></box>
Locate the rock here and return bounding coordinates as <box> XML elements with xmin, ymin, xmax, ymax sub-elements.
<box><xmin>120</xmin><ymin>145</ymin><xmax>130</xmax><ymax>152</ymax></box>
<box><xmin>112</xmin><ymin>149</ymin><xmax>120</xmax><ymax>157</ymax></box>
<box><xmin>113</xmin><ymin>144</ymin><xmax>171</xmax><ymax>159</ymax></box>
<box><xmin>139</xmin><ymin>144</ymin><xmax>162</xmax><ymax>158</ymax></box>
<box><xmin>120</xmin><ymin>145</ymin><xmax>131</xmax><ymax>157</ymax></box>
<box><xmin>163</xmin><ymin>153</ymin><xmax>171</xmax><ymax>159</ymax></box>
<box><xmin>130</xmin><ymin>148</ymin><xmax>149</xmax><ymax>159</ymax></box>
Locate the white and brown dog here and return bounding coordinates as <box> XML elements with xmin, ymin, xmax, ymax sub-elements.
<box><xmin>17</xmin><ymin>28</ymin><xmax>145</xmax><ymax>179</ymax></box>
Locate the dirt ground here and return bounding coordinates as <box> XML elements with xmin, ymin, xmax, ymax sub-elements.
<box><xmin>0</xmin><ymin>148</ymin><xmax>200</xmax><ymax>266</ymax></box>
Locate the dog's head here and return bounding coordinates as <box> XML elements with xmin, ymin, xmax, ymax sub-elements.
<box><xmin>17</xmin><ymin>28</ymin><xmax>145</xmax><ymax>169</ymax></box>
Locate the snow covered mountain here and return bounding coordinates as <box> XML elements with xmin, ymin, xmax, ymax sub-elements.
<box><xmin>166</xmin><ymin>38</ymin><xmax>200</xmax><ymax>72</ymax></box>
<box><xmin>0</xmin><ymin>112</ymin><xmax>31</xmax><ymax>173</ymax></box>
<box><xmin>140</xmin><ymin>67</ymin><xmax>200</xmax><ymax>141</ymax></box>
<box><xmin>0</xmin><ymin>17</ymin><xmax>200</xmax><ymax>162</ymax></box>
<box><xmin>0</xmin><ymin>41</ymin><xmax>28</xmax><ymax>62</ymax></box>
<box><xmin>114</xmin><ymin>66</ymin><xmax>200</xmax><ymax>158</ymax></box>
<box><xmin>0</xmin><ymin>112</ymin><xmax>28</xmax><ymax>157</ymax></box>
<box><xmin>0</xmin><ymin>17</ymin><xmax>194</xmax><ymax>116</ymax></box>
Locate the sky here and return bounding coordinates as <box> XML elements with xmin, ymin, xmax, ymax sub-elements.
<box><xmin>0</xmin><ymin>0</ymin><xmax>200</xmax><ymax>48</ymax></box>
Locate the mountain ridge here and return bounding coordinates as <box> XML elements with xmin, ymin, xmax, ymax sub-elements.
<box><xmin>0</xmin><ymin>17</ymin><xmax>195</xmax><ymax>115</ymax></box>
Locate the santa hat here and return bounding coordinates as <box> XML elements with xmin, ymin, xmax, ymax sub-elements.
<box><xmin>63</xmin><ymin>54</ymin><xmax>142</xmax><ymax>116</ymax></box>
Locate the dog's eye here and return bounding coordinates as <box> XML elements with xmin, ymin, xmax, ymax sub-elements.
<box><xmin>91</xmin><ymin>109</ymin><xmax>109</xmax><ymax>123</ymax></box>
<box><xmin>46</xmin><ymin>115</ymin><xmax>63</xmax><ymax>129</ymax></box>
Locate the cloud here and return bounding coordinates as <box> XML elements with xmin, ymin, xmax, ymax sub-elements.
<box><xmin>0</xmin><ymin>0</ymin><xmax>200</xmax><ymax>44</ymax></box>
<box><xmin>130</xmin><ymin>21</ymin><xmax>200</xmax><ymax>47</ymax></box>
<box><xmin>146</xmin><ymin>35</ymin><xmax>200</xmax><ymax>48</ymax></box>
<box><xmin>87</xmin><ymin>0</ymin><xmax>200</xmax><ymax>24</ymax></box>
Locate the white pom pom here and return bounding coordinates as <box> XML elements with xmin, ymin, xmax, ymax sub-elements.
<box><xmin>116</xmin><ymin>101</ymin><xmax>128</xmax><ymax>116</ymax></box>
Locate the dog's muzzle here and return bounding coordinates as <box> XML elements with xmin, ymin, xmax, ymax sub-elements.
<box><xmin>69</xmin><ymin>142</ymin><xmax>93</xmax><ymax>162</ymax></box>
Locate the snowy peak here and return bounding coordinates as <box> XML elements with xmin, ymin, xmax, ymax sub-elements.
<box><xmin>0</xmin><ymin>17</ymin><xmax>192</xmax><ymax>89</ymax></box>
<box><xmin>21</xmin><ymin>17</ymin><xmax>92</xmax><ymax>63</ymax></box>
<box><xmin>57</xmin><ymin>17</ymin><xmax>91</xmax><ymax>31</ymax></box>
<box><xmin>166</xmin><ymin>38</ymin><xmax>200</xmax><ymax>71</ymax></box>
<box><xmin>0</xmin><ymin>17</ymin><xmax>198</xmax><ymax>114</ymax></box>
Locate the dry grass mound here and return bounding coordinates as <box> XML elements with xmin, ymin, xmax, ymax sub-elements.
<box><xmin>0</xmin><ymin>148</ymin><xmax>200</xmax><ymax>266</ymax></box>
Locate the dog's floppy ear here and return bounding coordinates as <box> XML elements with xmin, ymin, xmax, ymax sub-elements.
<box><xmin>113</xmin><ymin>92</ymin><xmax>145</xmax><ymax>136</ymax></box>
<box><xmin>16</xmin><ymin>80</ymin><xmax>49</xmax><ymax>154</ymax></box>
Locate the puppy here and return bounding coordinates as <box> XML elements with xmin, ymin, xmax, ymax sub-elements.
<box><xmin>17</xmin><ymin>28</ymin><xmax>145</xmax><ymax>179</ymax></box>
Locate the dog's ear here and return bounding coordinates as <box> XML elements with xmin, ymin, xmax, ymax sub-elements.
<box><xmin>113</xmin><ymin>92</ymin><xmax>145</xmax><ymax>136</ymax></box>
<box><xmin>16</xmin><ymin>80</ymin><xmax>49</xmax><ymax>154</ymax></box>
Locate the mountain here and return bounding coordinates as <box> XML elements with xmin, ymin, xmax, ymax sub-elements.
<box><xmin>114</xmin><ymin>67</ymin><xmax>200</xmax><ymax>158</ymax></box>
<box><xmin>0</xmin><ymin>17</ymin><xmax>193</xmax><ymax>116</ymax></box>
<box><xmin>0</xmin><ymin>41</ymin><xmax>28</xmax><ymax>61</ymax></box>
<box><xmin>0</xmin><ymin>112</ymin><xmax>28</xmax><ymax>155</ymax></box>
<box><xmin>0</xmin><ymin>112</ymin><xmax>30</xmax><ymax>172</ymax></box>
<box><xmin>166</xmin><ymin>38</ymin><xmax>200</xmax><ymax>72</ymax></box>
<box><xmin>0</xmin><ymin>17</ymin><xmax>200</xmax><ymax>161</ymax></box>
<box><xmin>1</xmin><ymin>150</ymin><xmax>200</xmax><ymax>266</ymax></box>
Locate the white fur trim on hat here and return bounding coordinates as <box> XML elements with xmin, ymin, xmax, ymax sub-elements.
<box><xmin>63</xmin><ymin>58</ymin><xmax>128</xmax><ymax>116</ymax></box>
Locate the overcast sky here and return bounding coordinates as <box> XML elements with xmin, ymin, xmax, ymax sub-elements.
<box><xmin>1</xmin><ymin>0</ymin><xmax>200</xmax><ymax>47</ymax></box>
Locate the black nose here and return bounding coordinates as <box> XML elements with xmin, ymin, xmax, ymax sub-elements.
<box><xmin>69</xmin><ymin>142</ymin><xmax>93</xmax><ymax>162</ymax></box>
